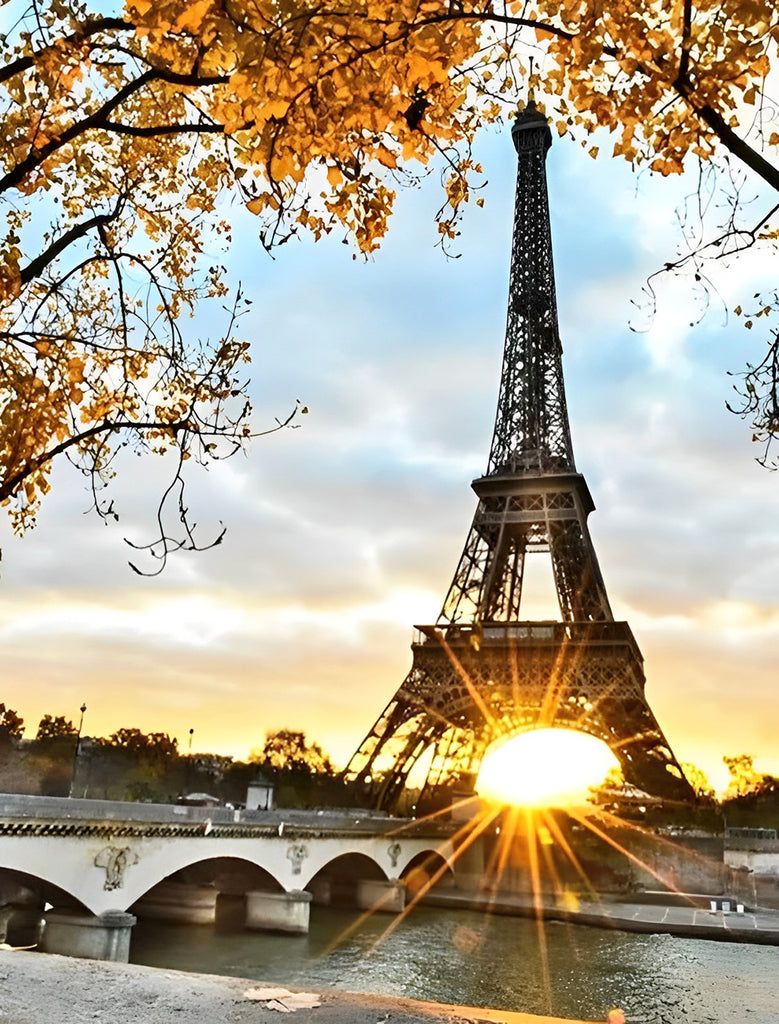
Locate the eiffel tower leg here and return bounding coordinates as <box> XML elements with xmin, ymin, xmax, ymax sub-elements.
<box><xmin>548</xmin><ymin>519</ymin><xmax>612</xmax><ymax>623</ymax></box>
<box><xmin>587</xmin><ymin>686</ymin><xmax>691</xmax><ymax>801</ymax></box>
<box><xmin>344</xmin><ymin>689</ymin><xmax>448</xmax><ymax>810</ymax></box>
<box><xmin>415</xmin><ymin>727</ymin><xmax>487</xmax><ymax>812</ymax></box>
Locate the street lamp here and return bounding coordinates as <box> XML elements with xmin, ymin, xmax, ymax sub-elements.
<box><xmin>185</xmin><ymin>728</ymin><xmax>194</xmax><ymax>793</ymax></box>
<box><xmin>68</xmin><ymin>703</ymin><xmax>87</xmax><ymax>798</ymax></box>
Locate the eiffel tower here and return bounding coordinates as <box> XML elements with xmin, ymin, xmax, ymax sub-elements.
<box><xmin>344</xmin><ymin>102</ymin><xmax>693</xmax><ymax>811</ymax></box>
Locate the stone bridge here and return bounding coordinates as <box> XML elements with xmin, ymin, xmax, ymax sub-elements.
<box><xmin>0</xmin><ymin>794</ymin><xmax>463</xmax><ymax>962</ymax></box>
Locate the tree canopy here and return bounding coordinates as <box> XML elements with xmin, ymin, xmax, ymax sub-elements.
<box><xmin>723</xmin><ymin>752</ymin><xmax>777</xmax><ymax>798</ymax></box>
<box><xmin>35</xmin><ymin>713</ymin><xmax>77</xmax><ymax>741</ymax></box>
<box><xmin>1</xmin><ymin>0</ymin><xmax>777</xmax><ymax>565</ymax></box>
<box><xmin>679</xmin><ymin>761</ymin><xmax>715</xmax><ymax>801</ymax></box>
<box><xmin>0</xmin><ymin>703</ymin><xmax>24</xmax><ymax>741</ymax></box>
<box><xmin>99</xmin><ymin>727</ymin><xmax>179</xmax><ymax>758</ymax></box>
<box><xmin>250</xmin><ymin>728</ymin><xmax>334</xmax><ymax>775</ymax></box>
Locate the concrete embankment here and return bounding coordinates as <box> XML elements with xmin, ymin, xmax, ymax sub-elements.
<box><xmin>421</xmin><ymin>890</ymin><xmax>779</xmax><ymax>945</ymax></box>
<box><xmin>0</xmin><ymin>949</ymin><xmax>594</xmax><ymax>1024</ymax></box>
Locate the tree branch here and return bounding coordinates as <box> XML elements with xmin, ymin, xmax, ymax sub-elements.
<box><xmin>101</xmin><ymin>119</ymin><xmax>229</xmax><ymax>137</ymax></box>
<box><xmin>20</xmin><ymin>201</ymin><xmax>124</xmax><ymax>285</ymax></box>
<box><xmin>0</xmin><ymin>415</ymin><xmax>189</xmax><ymax>505</ymax></box>
<box><xmin>674</xmin><ymin>0</ymin><xmax>694</xmax><ymax>91</ymax></box>
<box><xmin>1</xmin><ymin>65</ymin><xmax>228</xmax><ymax>196</ymax></box>
<box><xmin>672</xmin><ymin>201</ymin><xmax>779</xmax><ymax>269</ymax></box>
<box><xmin>0</xmin><ymin>16</ymin><xmax>132</xmax><ymax>87</ymax></box>
<box><xmin>696</xmin><ymin>103</ymin><xmax>779</xmax><ymax>193</ymax></box>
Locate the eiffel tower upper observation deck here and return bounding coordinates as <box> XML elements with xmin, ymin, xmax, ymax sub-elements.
<box><xmin>344</xmin><ymin>103</ymin><xmax>694</xmax><ymax>811</ymax></box>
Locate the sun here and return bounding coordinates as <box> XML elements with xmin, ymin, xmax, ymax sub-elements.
<box><xmin>476</xmin><ymin>728</ymin><xmax>619</xmax><ymax>808</ymax></box>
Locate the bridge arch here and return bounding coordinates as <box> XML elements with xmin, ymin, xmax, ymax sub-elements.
<box><xmin>400</xmin><ymin>849</ymin><xmax>454</xmax><ymax>898</ymax></box>
<box><xmin>0</xmin><ymin>843</ymin><xmax>108</xmax><ymax>915</ymax></box>
<box><xmin>0</xmin><ymin>867</ymin><xmax>93</xmax><ymax>947</ymax></box>
<box><xmin>130</xmin><ymin>855</ymin><xmax>285</xmax><ymax>925</ymax></box>
<box><xmin>0</xmin><ymin>866</ymin><xmax>91</xmax><ymax>914</ymax></box>
<box><xmin>305</xmin><ymin>852</ymin><xmax>388</xmax><ymax>908</ymax></box>
<box><xmin>136</xmin><ymin>855</ymin><xmax>284</xmax><ymax>896</ymax></box>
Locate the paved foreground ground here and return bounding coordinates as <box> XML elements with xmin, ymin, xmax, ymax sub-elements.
<box><xmin>0</xmin><ymin>950</ymin><xmax>594</xmax><ymax>1024</ymax></box>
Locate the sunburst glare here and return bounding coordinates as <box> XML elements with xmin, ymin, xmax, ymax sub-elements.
<box><xmin>477</xmin><ymin>728</ymin><xmax>619</xmax><ymax>808</ymax></box>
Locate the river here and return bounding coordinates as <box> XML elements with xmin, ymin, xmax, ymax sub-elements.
<box><xmin>130</xmin><ymin>904</ymin><xmax>778</xmax><ymax>1023</ymax></box>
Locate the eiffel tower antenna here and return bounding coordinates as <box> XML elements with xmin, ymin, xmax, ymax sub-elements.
<box><xmin>344</xmin><ymin>106</ymin><xmax>693</xmax><ymax>812</ymax></box>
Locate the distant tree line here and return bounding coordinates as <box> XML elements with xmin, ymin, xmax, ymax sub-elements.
<box><xmin>593</xmin><ymin>755</ymin><xmax>779</xmax><ymax>830</ymax></box>
<box><xmin>0</xmin><ymin>701</ymin><xmax>776</xmax><ymax>825</ymax></box>
<box><xmin>0</xmin><ymin>704</ymin><xmax>358</xmax><ymax>808</ymax></box>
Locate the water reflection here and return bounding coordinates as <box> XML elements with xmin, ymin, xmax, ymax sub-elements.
<box><xmin>130</xmin><ymin>905</ymin><xmax>777</xmax><ymax>1023</ymax></box>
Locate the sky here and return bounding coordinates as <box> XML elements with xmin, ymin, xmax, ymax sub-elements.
<box><xmin>1</xmin><ymin>121</ymin><xmax>777</xmax><ymax>794</ymax></box>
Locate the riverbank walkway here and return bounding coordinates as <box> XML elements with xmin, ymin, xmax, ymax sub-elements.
<box><xmin>422</xmin><ymin>889</ymin><xmax>779</xmax><ymax>945</ymax></box>
<box><xmin>0</xmin><ymin>949</ymin><xmax>594</xmax><ymax>1024</ymax></box>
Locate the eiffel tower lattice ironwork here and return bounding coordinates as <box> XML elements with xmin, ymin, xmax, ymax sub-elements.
<box><xmin>344</xmin><ymin>103</ymin><xmax>694</xmax><ymax>811</ymax></box>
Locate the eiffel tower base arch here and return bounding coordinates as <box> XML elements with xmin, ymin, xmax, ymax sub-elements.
<box><xmin>346</xmin><ymin>622</ymin><xmax>694</xmax><ymax>813</ymax></box>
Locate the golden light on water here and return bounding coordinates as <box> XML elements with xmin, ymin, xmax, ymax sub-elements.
<box><xmin>476</xmin><ymin>728</ymin><xmax>619</xmax><ymax>808</ymax></box>
<box><xmin>323</xmin><ymin>752</ymin><xmax>693</xmax><ymax>1024</ymax></box>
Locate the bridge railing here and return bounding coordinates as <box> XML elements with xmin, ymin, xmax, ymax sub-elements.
<box><xmin>0</xmin><ymin>793</ymin><xmax>423</xmax><ymax>833</ymax></box>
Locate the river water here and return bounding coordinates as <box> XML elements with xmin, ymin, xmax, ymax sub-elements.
<box><xmin>130</xmin><ymin>905</ymin><xmax>778</xmax><ymax>1023</ymax></box>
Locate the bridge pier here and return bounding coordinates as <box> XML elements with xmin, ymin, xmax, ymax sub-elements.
<box><xmin>245</xmin><ymin>889</ymin><xmax>311</xmax><ymax>934</ymax></box>
<box><xmin>132</xmin><ymin>881</ymin><xmax>218</xmax><ymax>924</ymax></box>
<box><xmin>308</xmin><ymin>876</ymin><xmax>336</xmax><ymax>906</ymax></box>
<box><xmin>356</xmin><ymin>878</ymin><xmax>406</xmax><ymax>913</ymax></box>
<box><xmin>452</xmin><ymin>837</ymin><xmax>485</xmax><ymax>893</ymax></box>
<box><xmin>0</xmin><ymin>902</ymin><xmax>45</xmax><ymax>946</ymax></box>
<box><xmin>41</xmin><ymin>910</ymin><xmax>136</xmax><ymax>962</ymax></box>
<box><xmin>0</xmin><ymin>882</ymin><xmax>45</xmax><ymax>946</ymax></box>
